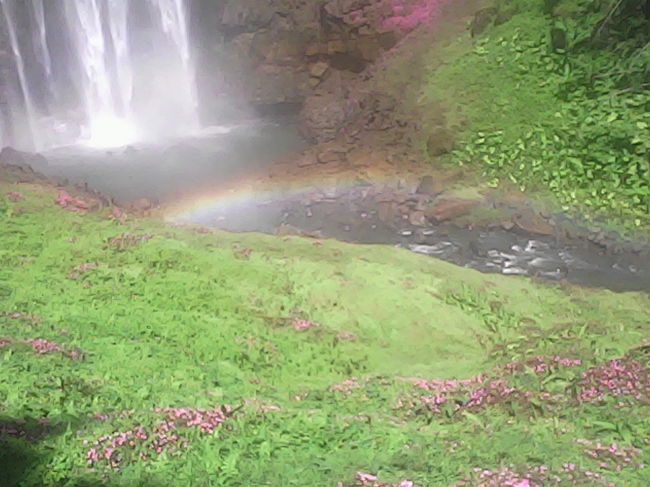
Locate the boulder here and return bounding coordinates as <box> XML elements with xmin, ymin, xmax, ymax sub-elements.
<box><xmin>416</xmin><ymin>175</ymin><xmax>443</xmax><ymax>196</ymax></box>
<box><xmin>501</xmin><ymin>220</ymin><xmax>515</xmax><ymax>230</ymax></box>
<box><xmin>425</xmin><ymin>198</ymin><xmax>480</xmax><ymax>222</ymax></box>
<box><xmin>0</xmin><ymin>146</ymin><xmax>48</xmax><ymax>170</ymax></box>
<box><xmin>513</xmin><ymin>212</ymin><xmax>555</xmax><ymax>236</ymax></box>
<box><xmin>309</xmin><ymin>61</ymin><xmax>330</xmax><ymax>78</ymax></box>
<box><xmin>409</xmin><ymin>210</ymin><xmax>428</xmax><ymax>227</ymax></box>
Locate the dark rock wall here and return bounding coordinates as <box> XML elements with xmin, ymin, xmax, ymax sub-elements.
<box><xmin>189</xmin><ymin>0</ymin><xmax>424</xmax><ymax>132</ymax></box>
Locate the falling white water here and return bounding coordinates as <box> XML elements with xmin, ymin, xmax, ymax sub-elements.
<box><xmin>1</xmin><ymin>0</ymin><xmax>41</xmax><ymax>149</ymax></box>
<box><xmin>32</xmin><ymin>0</ymin><xmax>51</xmax><ymax>78</ymax></box>
<box><xmin>0</xmin><ymin>0</ymin><xmax>198</xmax><ymax>150</ymax></box>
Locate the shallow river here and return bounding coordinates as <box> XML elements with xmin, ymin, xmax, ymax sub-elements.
<box><xmin>38</xmin><ymin>122</ymin><xmax>649</xmax><ymax>293</ymax></box>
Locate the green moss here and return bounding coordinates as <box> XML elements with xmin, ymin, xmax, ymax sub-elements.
<box><xmin>0</xmin><ymin>183</ymin><xmax>648</xmax><ymax>486</ymax></box>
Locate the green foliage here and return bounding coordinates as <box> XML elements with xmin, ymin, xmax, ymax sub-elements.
<box><xmin>0</xmin><ymin>186</ymin><xmax>648</xmax><ymax>486</ymax></box>
<box><xmin>425</xmin><ymin>0</ymin><xmax>650</xmax><ymax>230</ymax></box>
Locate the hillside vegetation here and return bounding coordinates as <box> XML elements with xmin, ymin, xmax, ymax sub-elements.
<box><xmin>1</xmin><ymin>180</ymin><xmax>648</xmax><ymax>486</ymax></box>
<box><xmin>420</xmin><ymin>0</ymin><xmax>649</xmax><ymax>231</ymax></box>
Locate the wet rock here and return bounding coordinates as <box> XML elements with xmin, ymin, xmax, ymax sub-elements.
<box><xmin>413</xmin><ymin>199</ymin><xmax>430</xmax><ymax>212</ymax></box>
<box><xmin>276</xmin><ymin>223</ymin><xmax>323</xmax><ymax>239</ymax></box>
<box><xmin>395</xmin><ymin>192</ymin><xmax>420</xmax><ymax>205</ymax></box>
<box><xmin>416</xmin><ymin>175</ymin><xmax>443</xmax><ymax>196</ymax></box>
<box><xmin>309</xmin><ymin>61</ymin><xmax>330</xmax><ymax>78</ymax></box>
<box><xmin>398</xmin><ymin>204</ymin><xmax>411</xmax><ymax>216</ymax></box>
<box><xmin>0</xmin><ymin>146</ymin><xmax>48</xmax><ymax>170</ymax></box>
<box><xmin>375</xmin><ymin>191</ymin><xmax>396</xmax><ymax>203</ymax></box>
<box><xmin>501</xmin><ymin>220</ymin><xmax>515</xmax><ymax>231</ymax></box>
<box><xmin>513</xmin><ymin>212</ymin><xmax>555</xmax><ymax>236</ymax></box>
<box><xmin>317</xmin><ymin>147</ymin><xmax>347</xmax><ymax>164</ymax></box>
<box><xmin>320</xmin><ymin>185</ymin><xmax>339</xmax><ymax>199</ymax></box>
<box><xmin>377</xmin><ymin>202</ymin><xmax>397</xmax><ymax>223</ymax></box>
<box><xmin>425</xmin><ymin>198</ymin><xmax>480</xmax><ymax>222</ymax></box>
<box><xmin>409</xmin><ymin>211</ymin><xmax>428</xmax><ymax>227</ymax></box>
<box><xmin>397</xmin><ymin>176</ymin><xmax>421</xmax><ymax>194</ymax></box>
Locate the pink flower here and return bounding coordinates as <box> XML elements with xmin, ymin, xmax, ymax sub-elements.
<box><xmin>24</xmin><ymin>338</ymin><xmax>63</xmax><ymax>354</ymax></box>
<box><xmin>292</xmin><ymin>319</ymin><xmax>320</xmax><ymax>331</ymax></box>
<box><xmin>55</xmin><ymin>189</ymin><xmax>88</xmax><ymax>211</ymax></box>
<box><xmin>356</xmin><ymin>472</ymin><xmax>378</xmax><ymax>482</ymax></box>
<box><xmin>381</xmin><ymin>0</ymin><xmax>445</xmax><ymax>30</ymax></box>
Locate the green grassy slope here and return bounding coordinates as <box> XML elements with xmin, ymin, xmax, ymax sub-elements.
<box><xmin>0</xmin><ymin>182</ymin><xmax>648</xmax><ymax>486</ymax></box>
<box><xmin>417</xmin><ymin>0</ymin><xmax>649</xmax><ymax>232</ymax></box>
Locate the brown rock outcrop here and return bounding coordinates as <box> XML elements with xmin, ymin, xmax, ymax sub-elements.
<box><xmin>425</xmin><ymin>198</ymin><xmax>480</xmax><ymax>222</ymax></box>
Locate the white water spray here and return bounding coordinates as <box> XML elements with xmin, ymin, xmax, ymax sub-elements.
<box><xmin>1</xmin><ymin>0</ymin><xmax>41</xmax><ymax>149</ymax></box>
<box><xmin>0</xmin><ymin>0</ymin><xmax>198</xmax><ymax>150</ymax></box>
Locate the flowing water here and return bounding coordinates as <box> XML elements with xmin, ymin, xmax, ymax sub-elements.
<box><xmin>33</xmin><ymin>126</ymin><xmax>650</xmax><ymax>293</ymax></box>
<box><xmin>177</xmin><ymin>184</ymin><xmax>650</xmax><ymax>292</ymax></box>
<box><xmin>0</xmin><ymin>0</ymin><xmax>196</xmax><ymax>151</ymax></box>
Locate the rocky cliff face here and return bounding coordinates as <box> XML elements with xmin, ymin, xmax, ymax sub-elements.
<box><xmin>191</xmin><ymin>0</ymin><xmax>447</xmax><ymax>141</ymax></box>
<box><xmin>0</xmin><ymin>0</ymin><xmax>451</xmax><ymax>147</ymax></box>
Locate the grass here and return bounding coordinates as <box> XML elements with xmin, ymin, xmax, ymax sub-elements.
<box><xmin>0</xmin><ymin>181</ymin><xmax>649</xmax><ymax>486</ymax></box>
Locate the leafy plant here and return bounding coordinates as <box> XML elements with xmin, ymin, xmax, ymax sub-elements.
<box><xmin>426</xmin><ymin>0</ymin><xmax>650</xmax><ymax>230</ymax></box>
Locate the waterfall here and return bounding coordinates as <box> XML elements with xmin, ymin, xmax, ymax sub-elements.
<box><xmin>0</xmin><ymin>0</ymin><xmax>198</xmax><ymax>151</ymax></box>
<box><xmin>1</xmin><ymin>0</ymin><xmax>41</xmax><ymax>149</ymax></box>
<box><xmin>32</xmin><ymin>0</ymin><xmax>51</xmax><ymax>78</ymax></box>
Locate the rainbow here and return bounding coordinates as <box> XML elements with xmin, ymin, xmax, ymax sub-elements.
<box><xmin>164</xmin><ymin>169</ymin><xmax>407</xmax><ymax>225</ymax></box>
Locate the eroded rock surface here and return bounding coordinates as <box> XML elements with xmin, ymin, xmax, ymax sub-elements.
<box><xmin>193</xmin><ymin>0</ymin><xmax>444</xmax><ymax>138</ymax></box>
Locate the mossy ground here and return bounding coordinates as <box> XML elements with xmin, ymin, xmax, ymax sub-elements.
<box><xmin>1</xmin><ymin>181</ymin><xmax>648</xmax><ymax>486</ymax></box>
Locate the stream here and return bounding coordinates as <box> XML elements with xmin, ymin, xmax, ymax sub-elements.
<box><xmin>36</xmin><ymin>122</ymin><xmax>650</xmax><ymax>293</ymax></box>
